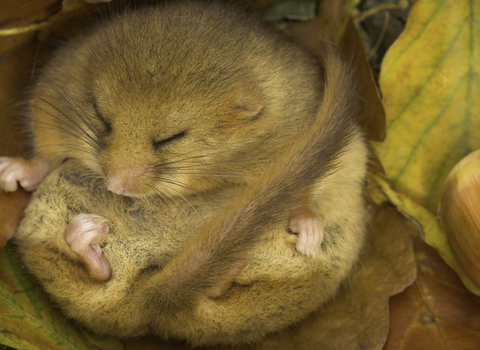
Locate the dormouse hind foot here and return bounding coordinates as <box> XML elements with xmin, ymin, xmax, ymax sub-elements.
<box><xmin>64</xmin><ymin>213</ymin><xmax>111</xmax><ymax>281</ymax></box>
<box><xmin>0</xmin><ymin>157</ymin><xmax>50</xmax><ymax>192</ymax></box>
<box><xmin>289</xmin><ymin>206</ymin><xmax>324</xmax><ymax>257</ymax></box>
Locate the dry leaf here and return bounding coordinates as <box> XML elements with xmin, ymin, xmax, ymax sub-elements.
<box><xmin>341</xmin><ymin>18</ymin><xmax>386</xmax><ymax>142</ymax></box>
<box><xmin>371</xmin><ymin>173</ymin><xmax>480</xmax><ymax>296</ymax></box>
<box><xmin>385</xmin><ymin>238</ymin><xmax>480</xmax><ymax>350</ymax></box>
<box><xmin>0</xmin><ymin>0</ymin><xmax>61</xmax><ymax>53</ymax></box>
<box><xmin>0</xmin><ymin>190</ymin><xmax>30</xmax><ymax>246</ymax></box>
<box><xmin>0</xmin><ymin>46</ymin><xmax>38</xmax><ymax>157</ymax></box>
<box><xmin>374</xmin><ymin>0</ymin><xmax>480</xmax><ymax>213</ymax></box>
<box><xmin>0</xmin><ymin>40</ymin><xmax>39</xmax><ymax>246</ymax></box>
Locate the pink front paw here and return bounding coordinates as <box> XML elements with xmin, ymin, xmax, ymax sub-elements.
<box><xmin>289</xmin><ymin>207</ymin><xmax>324</xmax><ymax>257</ymax></box>
<box><xmin>0</xmin><ymin>157</ymin><xmax>50</xmax><ymax>192</ymax></box>
<box><xmin>64</xmin><ymin>213</ymin><xmax>111</xmax><ymax>281</ymax></box>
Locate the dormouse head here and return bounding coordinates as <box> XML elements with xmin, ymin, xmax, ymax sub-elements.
<box><xmin>89</xmin><ymin>66</ymin><xmax>264</xmax><ymax>198</ymax></box>
<box><xmin>31</xmin><ymin>2</ymin><xmax>319</xmax><ymax>199</ymax></box>
<box><xmin>32</xmin><ymin>3</ymin><xmax>273</xmax><ymax>200</ymax></box>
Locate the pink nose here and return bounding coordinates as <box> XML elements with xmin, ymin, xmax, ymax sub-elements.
<box><xmin>105</xmin><ymin>167</ymin><xmax>142</xmax><ymax>196</ymax></box>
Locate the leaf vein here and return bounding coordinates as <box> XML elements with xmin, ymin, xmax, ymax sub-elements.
<box><xmin>382</xmin><ymin>0</ymin><xmax>449</xmax><ymax>77</ymax></box>
<box><xmin>387</xmin><ymin>16</ymin><xmax>469</xmax><ymax>132</ymax></box>
<box><xmin>0</xmin><ymin>287</ymin><xmax>80</xmax><ymax>350</ymax></box>
<box><xmin>392</xmin><ymin>76</ymin><xmax>467</xmax><ymax>186</ymax></box>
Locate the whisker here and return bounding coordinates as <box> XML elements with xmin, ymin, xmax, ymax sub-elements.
<box><xmin>30</xmin><ymin>42</ymin><xmax>43</xmax><ymax>85</ymax></box>
<box><xmin>41</xmin><ymin>77</ymin><xmax>102</xmax><ymax>140</ymax></box>
<box><xmin>72</xmin><ymin>172</ymin><xmax>104</xmax><ymax>187</ymax></box>
<box><xmin>29</xmin><ymin>94</ymin><xmax>100</xmax><ymax>152</ymax></box>
<box><xmin>145</xmin><ymin>183</ymin><xmax>190</xmax><ymax>217</ymax></box>
<box><xmin>35</xmin><ymin>143</ymin><xmax>99</xmax><ymax>158</ymax></box>
<box><xmin>26</xmin><ymin>94</ymin><xmax>99</xmax><ymax>150</ymax></box>
<box><xmin>153</xmin><ymin>177</ymin><xmax>204</xmax><ymax>199</ymax></box>
<box><xmin>156</xmin><ymin>171</ymin><xmax>253</xmax><ymax>178</ymax></box>
<box><xmin>159</xmin><ymin>182</ymin><xmax>202</xmax><ymax>219</ymax></box>
<box><xmin>161</xmin><ymin>161</ymin><xmax>257</xmax><ymax>170</ymax></box>
<box><xmin>153</xmin><ymin>178</ymin><xmax>214</xmax><ymax>211</ymax></box>
<box><xmin>33</xmin><ymin>119</ymin><xmax>100</xmax><ymax>154</ymax></box>
<box><xmin>30</xmin><ymin>94</ymin><xmax>92</xmax><ymax>138</ymax></box>
<box><xmin>28</xmin><ymin>100</ymin><xmax>101</xmax><ymax>153</ymax></box>
<box><xmin>151</xmin><ymin>158</ymin><xmax>262</xmax><ymax>174</ymax></box>
<box><xmin>153</xmin><ymin>147</ymin><xmax>265</xmax><ymax>167</ymax></box>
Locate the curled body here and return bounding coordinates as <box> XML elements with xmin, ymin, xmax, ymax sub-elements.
<box><xmin>10</xmin><ymin>1</ymin><xmax>370</xmax><ymax>346</ymax></box>
<box><xmin>14</xmin><ymin>106</ymin><xmax>369</xmax><ymax>346</ymax></box>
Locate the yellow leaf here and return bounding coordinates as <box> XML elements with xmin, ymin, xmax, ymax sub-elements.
<box><xmin>375</xmin><ymin>0</ymin><xmax>480</xmax><ymax>213</ymax></box>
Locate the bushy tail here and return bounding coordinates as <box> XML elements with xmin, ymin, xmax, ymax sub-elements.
<box><xmin>143</xmin><ymin>47</ymin><xmax>360</xmax><ymax>313</ymax></box>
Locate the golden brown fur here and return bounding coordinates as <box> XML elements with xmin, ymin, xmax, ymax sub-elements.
<box><xmin>22</xmin><ymin>0</ymin><xmax>324</xmax><ymax>198</ymax></box>
<box><xmin>10</xmin><ymin>1</ymin><xmax>370</xmax><ymax>346</ymax></box>
<box><xmin>15</xmin><ymin>130</ymin><xmax>368</xmax><ymax>346</ymax></box>
<box><xmin>15</xmin><ymin>140</ymin><xmax>368</xmax><ymax>347</ymax></box>
<box><xmin>14</xmin><ymin>50</ymin><xmax>369</xmax><ymax>348</ymax></box>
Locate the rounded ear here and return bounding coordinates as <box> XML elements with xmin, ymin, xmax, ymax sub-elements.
<box><xmin>235</xmin><ymin>73</ymin><xmax>263</xmax><ymax>118</ymax></box>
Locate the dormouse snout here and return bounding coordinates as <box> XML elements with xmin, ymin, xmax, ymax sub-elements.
<box><xmin>101</xmin><ymin>164</ymin><xmax>146</xmax><ymax>197</ymax></box>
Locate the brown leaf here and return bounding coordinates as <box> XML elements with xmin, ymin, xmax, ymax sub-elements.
<box><xmin>0</xmin><ymin>0</ymin><xmax>61</xmax><ymax>25</ymax></box>
<box><xmin>0</xmin><ymin>36</ymin><xmax>38</xmax><ymax>247</ymax></box>
<box><xmin>341</xmin><ymin>18</ymin><xmax>386</xmax><ymax>142</ymax></box>
<box><xmin>0</xmin><ymin>0</ymin><xmax>61</xmax><ymax>54</ymax></box>
<box><xmin>0</xmin><ymin>46</ymin><xmax>38</xmax><ymax>157</ymax></box>
<box><xmin>385</xmin><ymin>238</ymin><xmax>480</xmax><ymax>350</ymax></box>
<box><xmin>0</xmin><ymin>190</ymin><xmax>30</xmax><ymax>246</ymax></box>
<box><xmin>283</xmin><ymin>0</ymin><xmax>345</xmax><ymax>43</ymax></box>
<box><xmin>37</xmin><ymin>0</ymin><xmax>109</xmax><ymax>42</ymax></box>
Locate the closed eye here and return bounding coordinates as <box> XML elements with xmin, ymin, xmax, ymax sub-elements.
<box><xmin>93</xmin><ymin>100</ymin><xmax>112</xmax><ymax>133</ymax></box>
<box><xmin>153</xmin><ymin>131</ymin><xmax>187</xmax><ymax>149</ymax></box>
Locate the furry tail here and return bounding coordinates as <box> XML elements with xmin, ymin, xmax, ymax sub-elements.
<box><xmin>143</xmin><ymin>47</ymin><xmax>360</xmax><ymax>313</ymax></box>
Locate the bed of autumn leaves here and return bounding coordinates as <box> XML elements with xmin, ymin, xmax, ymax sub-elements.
<box><xmin>0</xmin><ymin>0</ymin><xmax>479</xmax><ymax>349</ymax></box>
